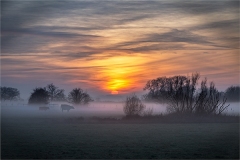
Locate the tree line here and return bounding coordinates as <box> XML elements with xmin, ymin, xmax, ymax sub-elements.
<box><xmin>0</xmin><ymin>83</ymin><xmax>93</xmax><ymax>105</ymax></box>
<box><xmin>123</xmin><ymin>73</ymin><xmax>237</xmax><ymax>117</ymax></box>
<box><xmin>0</xmin><ymin>73</ymin><xmax>239</xmax><ymax>116</ymax></box>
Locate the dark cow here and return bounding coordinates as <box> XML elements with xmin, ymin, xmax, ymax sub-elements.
<box><xmin>39</xmin><ymin>106</ymin><xmax>50</xmax><ymax>111</ymax></box>
<box><xmin>61</xmin><ymin>104</ymin><xmax>74</xmax><ymax>112</ymax></box>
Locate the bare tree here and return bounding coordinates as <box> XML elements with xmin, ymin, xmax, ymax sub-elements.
<box><xmin>144</xmin><ymin>73</ymin><xmax>200</xmax><ymax>113</ymax></box>
<box><xmin>68</xmin><ymin>88</ymin><xmax>93</xmax><ymax>104</ymax></box>
<box><xmin>193</xmin><ymin>78</ymin><xmax>208</xmax><ymax>114</ymax></box>
<box><xmin>123</xmin><ymin>95</ymin><xmax>146</xmax><ymax>117</ymax></box>
<box><xmin>46</xmin><ymin>83</ymin><xmax>65</xmax><ymax>101</ymax></box>
<box><xmin>144</xmin><ymin>73</ymin><xmax>229</xmax><ymax>115</ymax></box>
<box><xmin>194</xmin><ymin>81</ymin><xmax>230</xmax><ymax>115</ymax></box>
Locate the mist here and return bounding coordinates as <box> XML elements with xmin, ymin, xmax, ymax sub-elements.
<box><xmin>2</xmin><ymin>100</ymin><xmax>239</xmax><ymax>159</ymax></box>
<box><xmin>1</xmin><ymin>101</ymin><xmax>164</xmax><ymax>119</ymax></box>
<box><xmin>1</xmin><ymin>100</ymin><xmax>239</xmax><ymax>120</ymax></box>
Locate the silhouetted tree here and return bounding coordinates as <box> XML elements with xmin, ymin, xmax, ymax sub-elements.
<box><xmin>46</xmin><ymin>83</ymin><xmax>66</xmax><ymax>101</ymax></box>
<box><xmin>123</xmin><ymin>95</ymin><xmax>146</xmax><ymax>117</ymax></box>
<box><xmin>144</xmin><ymin>73</ymin><xmax>200</xmax><ymax>113</ymax></box>
<box><xmin>225</xmin><ymin>86</ymin><xmax>240</xmax><ymax>102</ymax></box>
<box><xmin>28</xmin><ymin>87</ymin><xmax>49</xmax><ymax>104</ymax></box>
<box><xmin>0</xmin><ymin>86</ymin><xmax>20</xmax><ymax>101</ymax></box>
<box><xmin>144</xmin><ymin>73</ymin><xmax>229</xmax><ymax>115</ymax></box>
<box><xmin>194</xmin><ymin>80</ymin><xmax>229</xmax><ymax>115</ymax></box>
<box><xmin>68</xmin><ymin>88</ymin><xmax>93</xmax><ymax>104</ymax></box>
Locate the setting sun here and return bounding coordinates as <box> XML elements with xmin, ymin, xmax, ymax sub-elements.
<box><xmin>88</xmin><ymin>54</ymin><xmax>155</xmax><ymax>93</ymax></box>
<box><xmin>107</xmin><ymin>79</ymin><xmax>129</xmax><ymax>93</ymax></box>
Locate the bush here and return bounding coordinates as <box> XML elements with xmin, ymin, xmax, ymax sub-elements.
<box><xmin>123</xmin><ymin>95</ymin><xmax>146</xmax><ymax>117</ymax></box>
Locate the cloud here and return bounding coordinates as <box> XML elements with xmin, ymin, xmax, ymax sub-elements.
<box><xmin>110</xmin><ymin>29</ymin><xmax>219</xmax><ymax>52</ymax></box>
<box><xmin>146</xmin><ymin>29</ymin><xmax>211</xmax><ymax>44</ymax></box>
<box><xmin>1</xmin><ymin>1</ymin><xmax>98</xmax><ymax>53</ymax></box>
<box><xmin>2</xmin><ymin>28</ymin><xmax>101</xmax><ymax>39</ymax></box>
<box><xmin>1</xmin><ymin>0</ymin><xmax>239</xmax><ymax>96</ymax></box>
<box><xmin>188</xmin><ymin>19</ymin><xmax>239</xmax><ymax>49</ymax></box>
<box><xmin>172</xmin><ymin>0</ymin><xmax>239</xmax><ymax>15</ymax></box>
<box><xmin>193</xmin><ymin>19</ymin><xmax>239</xmax><ymax>31</ymax></box>
<box><xmin>2</xmin><ymin>0</ymin><xmax>239</xmax><ymax>55</ymax></box>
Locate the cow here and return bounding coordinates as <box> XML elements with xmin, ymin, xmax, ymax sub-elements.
<box><xmin>39</xmin><ymin>106</ymin><xmax>50</xmax><ymax>111</ymax></box>
<box><xmin>61</xmin><ymin>104</ymin><xmax>74</xmax><ymax>112</ymax></box>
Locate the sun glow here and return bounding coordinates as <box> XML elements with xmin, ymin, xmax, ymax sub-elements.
<box><xmin>84</xmin><ymin>54</ymin><xmax>154</xmax><ymax>93</ymax></box>
<box><xmin>107</xmin><ymin>79</ymin><xmax>130</xmax><ymax>93</ymax></box>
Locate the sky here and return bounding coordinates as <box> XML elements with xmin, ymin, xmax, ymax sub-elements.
<box><xmin>1</xmin><ymin>0</ymin><xmax>239</xmax><ymax>100</ymax></box>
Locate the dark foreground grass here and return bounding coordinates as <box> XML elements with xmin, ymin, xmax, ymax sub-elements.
<box><xmin>1</xmin><ymin>116</ymin><xmax>239</xmax><ymax>159</ymax></box>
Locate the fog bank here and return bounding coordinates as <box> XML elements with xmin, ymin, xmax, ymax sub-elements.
<box><xmin>1</xmin><ymin>101</ymin><xmax>239</xmax><ymax>119</ymax></box>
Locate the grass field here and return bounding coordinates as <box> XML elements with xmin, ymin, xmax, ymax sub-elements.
<box><xmin>1</xmin><ymin>115</ymin><xmax>239</xmax><ymax>159</ymax></box>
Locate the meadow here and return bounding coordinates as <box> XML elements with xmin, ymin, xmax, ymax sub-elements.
<box><xmin>1</xmin><ymin>102</ymin><xmax>239</xmax><ymax>159</ymax></box>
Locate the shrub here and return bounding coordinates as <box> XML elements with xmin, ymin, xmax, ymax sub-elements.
<box><xmin>123</xmin><ymin>95</ymin><xmax>146</xmax><ymax>117</ymax></box>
